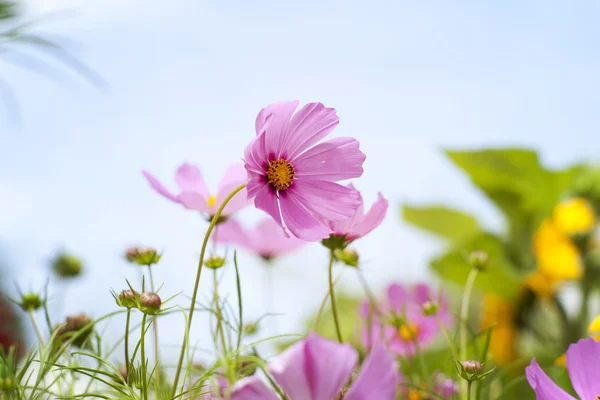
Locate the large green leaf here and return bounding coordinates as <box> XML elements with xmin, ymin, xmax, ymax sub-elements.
<box><xmin>431</xmin><ymin>233</ymin><xmax>522</xmax><ymax>299</ymax></box>
<box><xmin>402</xmin><ymin>205</ymin><xmax>481</xmax><ymax>243</ymax></box>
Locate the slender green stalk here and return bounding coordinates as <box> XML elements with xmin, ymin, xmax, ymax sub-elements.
<box><xmin>28</xmin><ymin>309</ymin><xmax>45</xmax><ymax>345</ymax></box>
<box><xmin>460</xmin><ymin>268</ymin><xmax>479</xmax><ymax>400</ymax></box>
<box><xmin>467</xmin><ymin>381</ymin><xmax>472</xmax><ymax>400</ymax></box>
<box><xmin>171</xmin><ymin>183</ymin><xmax>246</xmax><ymax>397</ymax></box>
<box><xmin>234</xmin><ymin>251</ymin><xmax>243</xmax><ymax>351</ymax></box>
<box><xmin>435</xmin><ymin>315</ymin><xmax>459</xmax><ymax>361</ymax></box>
<box><xmin>213</xmin><ymin>268</ymin><xmax>228</xmax><ymax>353</ymax></box>
<box><xmin>140</xmin><ymin>313</ymin><xmax>148</xmax><ymax>400</ymax></box>
<box><xmin>146</xmin><ymin>266</ymin><xmax>161</xmax><ymax>390</ymax></box>
<box><xmin>124</xmin><ymin>309</ymin><xmax>131</xmax><ymax>380</ymax></box>
<box><xmin>327</xmin><ymin>250</ymin><xmax>343</xmax><ymax>343</ymax></box>
<box><xmin>313</xmin><ymin>268</ymin><xmax>343</xmax><ymax>331</ymax></box>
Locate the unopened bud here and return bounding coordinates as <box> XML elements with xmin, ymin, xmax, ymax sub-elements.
<box><xmin>19</xmin><ymin>292</ymin><xmax>42</xmax><ymax>311</ymax></box>
<box><xmin>469</xmin><ymin>251</ymin><xmax>488</xmax><ymax>271</ymax></box>
<box><xmin>52</xmin><ymin>253</ymin><xmax>83</xmax><ymax>278</ymax></box>
<box><xmin>334</xmin><ymin>248</ymin><xmax>359</xmax><ymax>267</ymax></box>
<box><xmin>243</xmin><ymin>322</ymin><xmax>259</xmax><ymax>336</ymax></box>
<box><xmin>321</xmin><ymin>234</ymin><xmax>349</xmax><ymax>251</ymax></box>
<box><xmin>462</xmin><ymin>360</ymin><xmax>483</xmax><ymax>374</ymax></box>
<box><xmin>55</xmin><ymin>313</ymin><xmax>94</xmax><ymax>348</ymax></box>
<box><xmin>125</xmin><ymin>247</ymin><xmax>161</xmax><ymax>266</ymax></box>
<box><xmin>139</xmin><ymin>292</ymin><xmax>161</xmax><ymax>314</ymax></box>
<box><xmin>422</xmin><ymin>301</ymin><xmax>440</xmax><ymax>316</ymax></box>
<box><xmin>118</xmin><ymin>290</ymin><xmax>139</xmax><ymax>309</ymax></box>
<box><xmin>205</xmin><ymin>256</ymin><xmax>226</xmax><ymax>269</ymax></box>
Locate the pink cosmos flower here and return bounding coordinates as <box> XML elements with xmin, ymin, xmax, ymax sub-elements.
<box><xmin>244</xmin><ymin>101</ymin><xmax>366</xmax><ymax>241</ymax></box>
<box><xmin>361</xmin><ymin>283</ymin><xmax>452</xmax><ymax>356</ymax></box>
<box><xmin>527</xmin><ymin>337</ymin><xmax>600</xmax><ymax>399</ymax></box>
<box><xmin>142</xmin><ymin>162</ymin><xmax>248</xmax><ymax>218</ymax></box>
<box><xmin>216</xmin><ymin>217</ymin><xmax>306</xmax><ymax>261</ymax></box>
<box><xmin>324</xmin><ymin>183</ymin><xmax>388</xmax><ymax>247</ymax></box>
<box><xmin>226</xmin><ymin>333</ymin><xmax>399</xmax><ymax>399</ymax></box>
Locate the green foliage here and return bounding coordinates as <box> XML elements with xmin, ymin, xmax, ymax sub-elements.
<box><xmin>0</xmin><ymin>2</ymin><xmax>16</xmax><ymax>21</ymax></box>
<box><xmin>402</xmin><ymin>205</ymin><xmax>481</xmax><ymax>243</ymax></box>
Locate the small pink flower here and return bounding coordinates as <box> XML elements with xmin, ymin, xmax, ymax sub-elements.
<box><xmin>244</xmin><ymin>101</ymin><xmax>366</xmax><ymax>241</ymax></box>
<box><xmin>216</xmin><ymin>217</ymin><xmax>306</xmax><ymax>261</ymax></box>
<box><xmin>228</xmin><ymin>333</ymin><xmax>399</xmax><ymax>399</ymax></box>
<box><xmin>360</xmin><ymin>283</ymin><xmax>452</xmax><ymax>356</ymax></box>
<box><xmin>142</xmin><ymin>162</ymin><xmax>248</xmax><ymax>218</ymax></box>
<box><xmin>325</xmin><ymin>183</ymin><xmax>388</xmax><ymax>245</ymax></box>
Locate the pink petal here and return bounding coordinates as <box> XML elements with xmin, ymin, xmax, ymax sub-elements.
<box><xmin>566</xmin><ymin>337</ymin><xmax>600</xmax><ymax>398</ymax></box>
<box><xmin>387</xmin><ymin>283</ymin><xmax>410</xmax><ymax>313</ymax></box>
<box><xmin>270</xmin><ymin>333</ymin><xmax>357</xmax><ymax>400</ymax></box>
<box><xmin>215</xmin><ymin>162</ymin><xmax>249</xmax><ymax>215</ymax></box>
<box><xmin>246</xmin><ymin>170</ymin><xmax>266</xmax><ymax>199</ymax></box>
<box><xmin>142</xmin><ymin>170</ymin><xmax>178</xmax><ymax>202</ymax></box>
<box><xmin>345</xmin><ymin>342</ymin><xmax>398</xmax><ymax>400</ymax></box>
<box><xmin>289</xmin><ymin>180</ymin><xmax>361</xmax><ymax>222</ymax></box>
<box><xmin>278</xmin><ymin>191</ymin><xmax>332</xmax><ymax>241</ymax></box>
<box><xmin>176</xmin><ymin>192</ymin><xmax>211</xmax><ymax>213</ymax></box>
<box><xmin>254</xmin><ymin>185</ymin><xmax>284</xmax><ymax>231</ymax></box>
<box><xmin>355</xmin><ymin>192</ymin><xmax>388</xmax><ymax>238</ymax></box>
<box><xmin>412</xmin><ymin>283</ymin><xmax>434</xmax><ymax>305</ymax></box>
<box><xmin>258</xmin><ymin>101</ymin><xmax>299</xmax><ymax>159</ymax></box>
<box><xmin>231</xmin><ymin>376</ymin><xmax>278</xmax><ymax>400</ymax></box>
<box><xmin>526</xmin><ymin>359</ymin><xmax>574</xmax><ymax>400</ymax></box>
<box><xmin>175</xmin><ymin>163</ymin><xmax>210</xmax><ymax>198</ymax></box>
<box><xmin>215</xmin><ymin>218</ymin><xmax>250</xmax><ymax>248</ymax></box>
<box><xmin>293</xmin><ymin>137</ymin><xmax>365</xmax><ymax>181</ymax></box>
<box><xmin>328</xmin><ymin>185</ymin><xmax>365</xmax><ymax>236</ymax></box>
<box><xmin>282</xmin><ymin>102</ymin><xmax>340</xmax><ymax>160</ymax></box>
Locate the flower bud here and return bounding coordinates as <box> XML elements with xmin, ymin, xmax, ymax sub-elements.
<box><xmin>52</xmin><ymin>253</ymin><xmax>83</xmax><ymax>278</ymax></box>
<box><xmin>422</xmin><ymin>301</ymin><xmax>440</xmax><ymax>316</ymax></box>
<box><xmin>462</xmin><ymin>360</ymin><xmax>483</xmax><ymax>374</ymax></box>
<box><xmin>118</xmin><ymin>290</ymin><xmax>139</xmax><ymax>309</ymax></box>
<box><xmin>243</xmin><ymin>322</ymin><xmax>259</xmax><ymax>336</ymax></box>
<box><xmin>468</xmin><ymin>251</ymin><xmax>488</xmax><ymax>271</ymax></box>
<box><xmin>334</xmin><ymin>248</ymin><xmax>359</xmax><ymax>267</ymax></box>
<box><xmin>205</xmin><ymin>256</ymin><xmax>226</xmax><ymax>269</ymax></box>
<box><xmin>19</xmin><ymin>292</ymin><xmax>42</xmax><ymax>311</ymax></box>
<box><xmin>139</xmin><ymin>292</ymin><xmax>161</xmax><ymax>314</ymax></box>
<box><xmin>55</xmin><ymin>313</ymin><xmax>94</xmax><ymax>349</ymax></box>
<box><xmin>125</xmin><ymin>247</ymin><xmax>161</xmax><ymax>266</ymax></box>
<box><xmin>321</xmin><ymin>234</ymin><xmax>349</xmax><ymax>251</ymax></box>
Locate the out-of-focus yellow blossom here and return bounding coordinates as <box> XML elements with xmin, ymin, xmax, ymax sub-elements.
<box><xmin>536</xmin><ymin>240</ymin><xmax>583</xmax><ymax>281</ymax></box>
<box><xmin>523</xmin><ymin>271</ymin><xmax>557</xmax><ymax>300</ymax></box>
<box><xmin>533</xmin><ymin>219</ymin><xmax>567</xmax><ymax>253</ymax></box>
<box><xmin>555</xmin><ymin>353</ymin><xmax>566</xmax><ymax>367</ymax></box>
<box><xmin>553</xmin><ymin>197</ymin><xmax>596</xmax><ymax>236</ymax></box>
<box><xmin>588</xmin><ymin>315</ymin><xmax>600</xmax><ymax>334</ymax></box>
<box><xmin>480</xmin><ymin>294</ymin><xmax>518</xmax><ymax>365</ymax></box>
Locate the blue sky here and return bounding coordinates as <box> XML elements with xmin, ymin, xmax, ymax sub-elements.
<box><xmin>2</xmin><ymin>0</ymin><xmax>599</xmax><ymax>362</ymax></box>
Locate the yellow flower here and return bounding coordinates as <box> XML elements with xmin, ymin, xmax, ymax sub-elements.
<box><xmin>553</xmin><ymin>197</ymin><xmax>596</xmax><ymax>236</ymax></box>
<box><xmin>533</xmin><ymin>219</ymin><xmax>567</xmax><ymax>254</ymax></box>
<box><xmin>480</xmin><ymin>294</ymin><xmax>518</xmax><ymax>365</ymax></box>
<box><xmin>536</xmin><ymin>240</ymin><xmax>583</xmax><ymax>281</ymax></box>
<box><xmin>588</xmin><ymin>315</ymin><xmax>600</xmax><ymax>334</ymax></box>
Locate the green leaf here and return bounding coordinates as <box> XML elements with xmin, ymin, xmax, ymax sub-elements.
<box><xmin>402</xmin><ymin>205</ymin><xmax>481</xmax><ymax>243</ymax></box>
<box><xmin>431</xmin><ymin>233</ymin><xmax>522</xmax><ymax>300</ymax></box>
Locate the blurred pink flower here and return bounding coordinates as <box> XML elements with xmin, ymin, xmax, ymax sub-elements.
<box><xmin>216</xmin><ymin>217</ymin><xmax>306</xmax><ymax>261</ymax></box>
<box><xmin>325</xmin><ymin>183</ymin><xmax>388</xmax><ymax>246</ymax></box>
<box><xmin>361</xmin><ymin>283</ymin><xmax>452</xmax><ymax>356</ymax></box>
<box><xmin>244</xmin><ymin>101</ymin><xmax>366</xmax><ymax>241</ymax></box>
<box><xmin>228</xmin><ymin>333</ymin><xmax>399</xmax><ymax>399</ymax></box>
<box><xmin>527</xmin><ymin>337</ymin><xmax>600</xmax><ymax>400</ymax></box>
<box><xmin>142</xmin><ymin>162</ymin><xmax>248</xmax><ymax>218</ymax></box>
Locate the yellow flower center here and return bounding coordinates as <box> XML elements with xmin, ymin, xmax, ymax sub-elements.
<box><xmin>408</xmin><ymin>390</ymin><xmax>422</xmax><ymax>400</ymax></box>
<box><xmin>207</xmin><ymin>195</ymin><xmax>217</xmax><ymax>208</ymax></box>
<box><xmin>398</xmin><ymin>322</ymin><xmax>419</xmax><ymax>341</ymax></box>
<box><xmin>267</xmin><ymin>159</ymin><xmax>295</xmax><ymax>191</ymax></box>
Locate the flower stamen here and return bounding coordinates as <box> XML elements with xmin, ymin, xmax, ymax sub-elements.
<box><xmin>398</xmin><ymin>322</ymin><xmax>419</xmax><ymax>342</ymax></box>
<box><xmin>267</xmin><ymin>159</ymin><xmax>295</xmax><ymax>191</ymax></box>
<box><xmin>207</xmin><ymin>195</ymin><xmax>217</xmax><ymax>208</ymax></box>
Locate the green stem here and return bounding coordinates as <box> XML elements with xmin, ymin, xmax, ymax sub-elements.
<box><xmin>146</xmin><ymin>266</ymin><xmax>161</xmax><ymax>390</ymax></box>
<box><xmin>171</xmin><ymin>183</ymin><xmax>246</xmax><ymax>397</ymax></box>
<box><xmin>213</xmin><ymin>269</ymin><xmax>228</xmax><ymax>353</ymax></box>
<box><xmin>313</xmin><ymin>268</ymin><xmax>343</xmax><ymax>332</ymax></box>
<box><xmin>28</xmin><ymin>309</ymin><xmax>45</xmax><ymax>345</ymax></box>
<box><xmin>460</xmin><ymin>268</ymin><xmax>479</xmax><ymax>400</ymax></box>
<box><xmin>124</xmin><ymin>309</ymin><xmax>131</xmax><ymax>381</ymax></box>
<box><xmin>467</xmin><ymin>381</ymin><xmax>472</xmax><ymax>400</ymax></box>
<box><xmin>140</xmin><ymin>313</ymin><xmax>148</xmax><ymax>400</ymax></box>
<box><xmin>328</xmin><ymin>250</ymin><xmax>343</xmax><ymax>343</ymax></box>
<box><xmin>435</xmin><ymin>315</ymin><xmax>459</xmax><ymax>361</ymax></box>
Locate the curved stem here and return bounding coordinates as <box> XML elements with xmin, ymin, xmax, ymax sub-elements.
<box><xmin>328</xmin><ymin>250</ymin><xmax>343</xmax><ymax>343</ymax></box>
<box><xmin>460</xmin><ymin>268</ymin><xmax>479</xmax><ymax>400</ymax></box>
<box><xmin>28</xmin><ymin>309</ymin><xmax>45</xmax><ymax>345</ymax></box>
<box><xmin>140</xmin><ymin>313</ymin><xmax>148</xmax><ymax>400</ymax></box>
<box><xmin>124</xmin><ymin>309</ymin><xmax>131</xmax><ymax>381</ymax></box>
<box><xmin>313</xmin><ymin>268</ymin><xmax>344</xmax><ymax>332</ymax></box>
<box><xmin>171</xmin><ymin>183</ymin><xmax>246</xmax><ymax>396</ymax></box>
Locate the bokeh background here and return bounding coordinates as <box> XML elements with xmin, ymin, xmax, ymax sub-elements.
<box><xmin>2</xmin><ymin>0</ymin><xmax>599</xmax><ymax>366</ymax></box>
